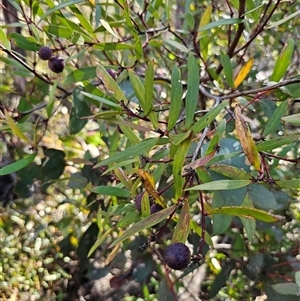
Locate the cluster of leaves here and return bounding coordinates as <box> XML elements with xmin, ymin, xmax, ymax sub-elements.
<box><xmin>0</xmin><ymin>0</ymin><xmax>300</xmax><ymax>300</ymax></box>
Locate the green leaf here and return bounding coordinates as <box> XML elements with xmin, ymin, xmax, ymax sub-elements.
<box><xmin>173</xmin><ymin>133</ymin><xmax>192</xmax><ymax>198</ymax></box>
<box><xmin>281</xmin><ymin>114</ymin><xmax>300</xmax><ymax>125</ymax></box>
<box><xmin>187</xmin><ymin>179</ymin><xmax>251</xmax><ymax>191</ymax></box>
<box><xmin>276</xmin><ymin>180</ymin><xmax>300</xmax><ymax>189</ymax></box>
<box><xmin>44</xmin><ymin>25</ymin><xmax>72</xmax><ymax>38</ymax></box>
<box><xmin>5</xmin><ymin>110</ymin><xmax>32</xmax><ymax>144</ymax></box>
<box><xmin>270</xmin><ymin>38</ymin><xmax>295</xmax><ymax>82</ymax></box>
<box><xmin>256</xmin><ymin>135</ymin><xmax>300</xmax><ymax>151</ymax></box>
<box><xmin>164</xmin><ymin>39</ymin><xmax>190</xmax><ymax>53</ymax></box>
<box><xmin>190</xmin><ymin>100</ymin><xmax>229</xmax><ymax>133</ymax></box>
<box><xmin>69</xmin><ymin>87</ymin><xmax>91</xmax><ymax>135</ymax></box>
<box><xmin>248</xmin><ymin>184</ymin><xmax>277</xmax><ymax>211</ymax></box>
<box><xmin>94</xmin><ymin>137</ymin><xmax>159</xmax><ymax>167</ymax></box>
<box><xmin>109</xmin><ymin>205</ymin><xmax>177</xmax><ymax>248</ymax></box>
<box><xmin>220</xmin><ymin>53</ymin><xmax>234</xmax><ymax>88</ymax></box>
<box><xmin>210</xmin><ymin>164</ymin><xmax>250</xmax><ymax>180</ymax></box>
<box><xmin>172</xmin><ymin>200</ymin><xmax>190</xmax><ymax>243</ymax></box>
<box><xmin>93</xmin><ymin>42</ymin><xmax>134</xmax><ymax>51</ymax></box>
<box><xmin>185</xmin><ymin>54</ymin><xmax>200</xmax><ymax>128</ymax></box>
<box><xmin>80</xmin><ymin>91</ymin><xmax>121</xmax><ymax>108</ymax></box>
<box><xmin>263</xmin><ymin>100</ymin><xmax>288</xmax><ymax>136</ymax></box>
<box><xmin>64</xmin><ymin>67</ymin><xmax>97</xmax><ymax>85</ymax></box>
<box><xmin>144</xmin><ymin>61</ymin><xmax>154</xmax><ymax>115</ymax></box>
<box><xmin>0</xmin><ymin>27</ymin><xmax>11</xmax><ymax>51</ymax></box>
<box><xmin>209</xmin><ymin>206</ymin><xmax>283</xmax><ymax>222</ymax></box>
<box><xmin>240</xmin><ymin>194</ymin><xmax>256</xmax><ymax>242</ymax></box>
<box><xmin>96</xmin><ymin>65</ymin><xmax>127</xmax><ymax>102</ymax></box>
<box><xmin>267</xmin><ymin>10</ymin><xmax>300</xmax><ymax>29</ymax></box>
<box><xmin>38</xmin><ymin>0</ymin><xmax>85</xmax><ymax>23</ymax></box>
<box><xmin>100</xmin><ymin>19</ymin><xmax>120</xmax><ymax>39</ymax></box>
<box><xmin>198</xmin><ymin>18</ymin><xmax>244</xmax><ymax>31</ymax></box>
<box><xmin>91</xmin><ymin>186</ymin><xmax>131</xmax><ymax>198</ymax></box>
<box><xmin>9</xmin><ymin>33</ymin><xmax>40</xmax><ymax>51</ymax></box>
<box><xmin>205</xmin><ymin>134</ymin><xmax>220</xmax><ymax>155</ymax></box>
<box><xmin>168</xmin><ymin>65</ymin><xmax>183</xmax><ymax>130</ymax></box>
<box><xmin>0</xmin><ymin>154</ymin><xmax>37</xmax><ymax>176</ymax></box>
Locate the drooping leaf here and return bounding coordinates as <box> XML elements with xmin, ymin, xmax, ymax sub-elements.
<box><xmin>109</xmin><ymin>205</ymin><xmax>177</xmax><ymax>248</ymax></box>
<box><xmin>138</xmin><ymin>169</ymin><xmax>167</xmax><ymax>208</ymax></box>
<box><xmin>198</xmin><ymin>18</ymin><xmax>244</xmax><ymax>31</ymax></box>
<box><xmin>185</xmin><ymin>54</ymin><xmax>199</xmax><ymax>128</ymax></box>
<box><xmin>5</xmin><ymin>110</ymin><xmax>32</xmax><ymax>145</ymax></box>
<box><xmin>235</xmin><ymin>105</ymin><xmax>261</xmax><ymax>171</ymax></box>
<box><xmin>100</xmin><ymin>19</ymin><xmax>120</xmax><ymax>39</ymax></box>
<box><xmin>0</xmin><ymin>27</ymin><xmax>11</xmax><ymax>51</ymax></box>
<box><xmin>172</xmin><ymin>199</ymin><xmax>190</xmax><ymax>243</ymax></box>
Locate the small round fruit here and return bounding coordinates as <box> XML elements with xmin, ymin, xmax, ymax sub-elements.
<box><xmin>48</xmin><ymin>56</ymin><xmax>65</xmax><ymax>73</ymax></box>
<box><xmin>150</xmin><ymin>203</ymin><xmax>163</xmax><ymax>214</ymax></box>
<box><xmin>164</xmin><ymin>242</ymin><xmax>191</xmax><ymax>270</ymax></box>
<box><xmin>38</xmin><ymin>46</ymin><xmax>52</xmax><ymax>60</ymax></box>
<box><xmin>134</xmin><ymin>192</ymin><xmax>144</xmax><ymax>212</ymax></box>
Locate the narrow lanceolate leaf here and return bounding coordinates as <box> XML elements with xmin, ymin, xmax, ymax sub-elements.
<box><xmin>235</xmin><ymin>105</ymin><xmax>261</xmax><ymax>171</ymax></box>
<box><xmin>109</xmin><ymin>205</ymin><xmax>177</xmax><ymax>248</ymax></box>
<box><xmin>210</xmin><ymin>164</ymin><xmax>250</xmax><ymax>180</ymax></box>
<box><xmin>168</xmin><ymin>65</ymin><xmax>183</xmax><ymax>131</ymax></box>
<box><xmin>185</xmin><ymin>54</ymin><xmax>200</xmax><ymax>128</ymax></box>
<box><xmin>91</xmin><ymin>186</ymin><xmax>131</xmax><ymax>198</ymax></box>
<box><xmin>234</xmin><ymin>58</ymin><xmax>253</xmax><ymax>88</ymax></box>
<box><xmin>0</xmin><ymin>153</ymin><xmax>36</xmax><ymax>176</ymax></box>
<box><xmin>220</xmin><ymin>53</ymin><xmax>234</xmax><ymax>89</ymax></box>
<box><xmin>263</xmin><ymin>100</ymin><xmax>288</xmax><ymax>136</ymax></box>
<box><xmin>128</xmin><ymin>69</ymin><xmax>158</xmax><ymax>128</ymax></box>
<box><xmin>276</xmin><ymin>180</ymin><xmax>300</xmax><ymax>190</ymax></box>
<box><xmin>281</xmin><ymin>113</ymin><xmax>300</xmax><ymax>125</ymax></box>
<box><xmin>173</xmin><ymin>132</ymin><xmax>192</xmax><ymax>198</ymax></box>
<box><xmin>256</xmin><ymin>134</ymin><xmax>300</xmax><ymax>151</ymax></box>
<box><xmin>208</xmin><ymin>206</ymin><xmax>284</xmax><ymax>222</ymax></box>
<box><xmin>186</xmin><ymin>179</ymin><xmax>251</xmax><ymax>191</ymax></box>
<box><xmin>270</xmin><ymin>38</ymin><xmax>295</xmax><ymax>82</ymax></box>
<box><xmin>172</xmin><ymin>199</ymin><xmax>190</xmax><ymax>243</ymax></box>
<box><xmin>240</xmin><ymin>194</ymin><xmax>256</xmax><ymax>242</ymax></box>
<box><xmin>5</xmin><ymin>110</ymin><xmax>32</xmax><ymax>144</ymax></box>
<box><xmin>190</xmin><ymin>100</ymin><xmax>229</xmax><ymax>133</ymax></box>
<box><xmin>144</xmin><ymin>61</ymin><xmax>154</xmax><ymax>115</ymax></box>
<box><xmin>96</xmin><ymin>65</ymin><xmax>127</xmax><ymax>102</ymax></box>
<box><xmin>0</xmin><ymin>27</ymin><xmax>11</xmax><ymax>51</ymax></box>
<box><xmin>138</xmin><ymin>169</ymin><xmax>167</xmax><ymax>208</ymax></box>
<box><xmin>94</xmin><ymin>137</ymin><xmax>159</xmax><ymax>167</ymax></box>
<box><xmin>100</xmin><ymin>19</ymin><xmax>120</xmax><ymax>39</ymax></box>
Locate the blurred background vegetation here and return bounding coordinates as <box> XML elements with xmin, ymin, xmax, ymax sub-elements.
<box><xmin>0</xmin><ymin>0</ymin><xmax>300</xmax><ymax>300</ymax></box>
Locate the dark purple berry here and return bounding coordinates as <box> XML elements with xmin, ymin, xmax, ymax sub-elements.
<box><xmin>150</xmin><ymin>203</ymin><xmax>163</xmax><ymax>214</ymax></box>
<box><xmin>164</xmin><ymin>242</ymin><xmax>191</xmax><ymax>270</ymax></box>
<box><xmin>38</xmin><ymin>46</ymin><xmax>52</xmax><ymax>60</ymax></box>
<box><xmin>134</xmin><ymin>192</ymin><xmax>144</xmax><ymax>212</ymax></box>
<box><xmin>48</xmin><ymin>56</ymin><xmax>65</xmax><ymax>73</ymax></box>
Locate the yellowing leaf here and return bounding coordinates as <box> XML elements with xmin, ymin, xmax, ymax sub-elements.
<box><xmin>200</xmin><ymin>5</ymin><xmax>212</xmax><ymax>27</ymax></box>
<box><xmin>235</xmin><ymin>106</ymin><xmax>261</xmax><ymax>171</ymax></box>
<box><xmin>234</xmin><ymin>58</ymin><xmax>253</xmax><ymax>88</ymax></box>
<box><xmin>172</xmin><ymin>199</ymin><xmax>190</xmax><ymax>243</ymax></box>
<box><xmin>138</xmin><ymin>169</ymin><xmax>166</xmax><ymax>208</ymax></box>
<box><xmin>5</xmin><ymin>110</ymin><xmax>32</xmax><ymax>145</ymax></box>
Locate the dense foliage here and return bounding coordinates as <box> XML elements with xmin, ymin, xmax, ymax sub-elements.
<box><xmin>1</xmin><ymin>0</ymin><xmax>300</xmax><ymax>300</ymax></box>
